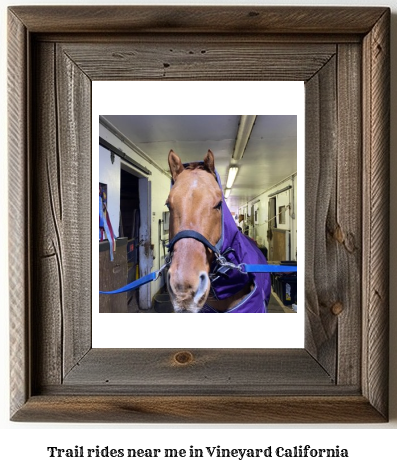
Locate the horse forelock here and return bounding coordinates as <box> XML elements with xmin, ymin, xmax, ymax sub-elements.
<box><xmin>184</xmin><ymin>162</ymin><xmax>217</xmax><ymax>178</ymax></box>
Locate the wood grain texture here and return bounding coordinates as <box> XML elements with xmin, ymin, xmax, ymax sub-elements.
<box><xmin>8</xmin><ymin>10</ymin><xmax>30</xmax><ymax>419</ymax></box>
<box><xmin>55</xmin><ymin>44</ymin><xmax>92</xmax><ymax>377</ymax></box>
<box><xmin>11</xmin><ymin>396</ymin><xmax>385</xmax><ymax>424</ymax></box>
<box><xmin>8</xmin><ymin>6</ymin><xmax>390</xmax><ymax>423</ymax></box>
<box><xmin>305</xmin><ymin>44</ymin><xmax>363</xmax><ymax>385</ymax></box>
<box><xmin>32</xmin><ymin>41</ymin><xmax>63</xmax><ymax>388</ymax></box>
<box><xmin>62</xmin><ymin>349</ymin><xmax>333</xmax><ymax>391</ymax></box>
<box><xmin>31</xmin><ymin>41</ymin><xmax>92</xmax><ymax>387</ymax></box>
<box><xmin>304</xmin><ymin>57</ymin><xmax>338</xmax><ymax>379</ymax></box>
<box><xmin>362</xmin><ymin>9</ymin><xmax>390</xmax><ymax>419</ymax></box>
<box><xmin>9</xmin><ymin>6</ymin><xmax>387</xmax><ymax>34</ymax></box>
<box><xmin>335</xmin><ymin>43</ymin><xmax>362</xmax><ymax>386</ymax></box>
<box><xmin>59</xmin><ymin>42</ymin><xmax>336</xmax><ymax>82</ymax></box>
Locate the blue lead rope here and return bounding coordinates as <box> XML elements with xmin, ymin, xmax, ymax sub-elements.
<box><xmin>242</xmin><ymin>264</ymin><xmax>297</xmax><ymax>274</ymax></box>
<box><xmin>99</xmin><ymin>272</ymin><xmax>157</xmax><ymax>295</ymax></box>
<box><xmin>99</xmin><ymin>264</ymin><xmax>297</xmax><ymax>295</ymax></box>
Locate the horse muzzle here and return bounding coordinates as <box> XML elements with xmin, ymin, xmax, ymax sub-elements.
<box><xmin>167</xmin><ymin>269</ymin><xmax>210</xmax><ymax>313</ymax></box>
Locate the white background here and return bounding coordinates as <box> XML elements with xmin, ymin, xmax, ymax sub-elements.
<box><xmin>1</xmin><ymin>0</ymin><xmax>396</xmax><ymax>470</ymax></box>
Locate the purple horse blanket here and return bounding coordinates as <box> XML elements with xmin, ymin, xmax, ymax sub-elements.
<box><xmin>200</xmin><ymin>170</ymin><xmax>271</xmax><ymax>313</ymax></box>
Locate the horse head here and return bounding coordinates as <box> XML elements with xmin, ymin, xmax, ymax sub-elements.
<box><xmin>166</xmin><ymin>149</ymin><xmax>223</xmax><ymax>313</ymax></box>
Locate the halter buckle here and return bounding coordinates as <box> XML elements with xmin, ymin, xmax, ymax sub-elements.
<box><xmin>154</xmin><ymin>255</ymin><xmax>172</xmax><ymax>281</ymax></box>
<box><xmin>214</xmin><ymin>252</ymin><xmax>246</xmax><ymax>272</ymax></box>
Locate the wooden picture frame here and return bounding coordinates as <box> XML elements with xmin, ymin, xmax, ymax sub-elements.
<box><xmin>8</xmin><ymin>6</ymin><xmax>390</xmax><ymax>423</ymax></box>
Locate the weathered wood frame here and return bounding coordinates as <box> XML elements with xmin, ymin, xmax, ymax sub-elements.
<box><xmin>8</xmin><ymin>6</ymin><xmax>390</xmax><ymax>423</ymax></box>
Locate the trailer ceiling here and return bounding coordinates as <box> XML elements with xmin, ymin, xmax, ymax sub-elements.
<box><xmin>101</xmin><ymin>115</ymin><xmax>297</xmax><ymax>209</ymax></box>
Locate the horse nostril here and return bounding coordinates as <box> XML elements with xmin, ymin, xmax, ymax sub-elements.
<box><xmin>194</xmin><ymin>271</ymin><xmax>209</xmax><ymax>304</ymax></box>
<box><xmin>199</xmin><ymin>272</ymin><xmax>207</xmax><ymax>287</ymax></box>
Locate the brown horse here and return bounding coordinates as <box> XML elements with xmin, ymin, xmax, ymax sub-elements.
<box><xmin>166</xmin><ymin>150</ymin><xmax>222</xmax><ymax>312</ymax></box>
<box><xmin>166</xmin><ymin>150</ymin><xmax>271</xmax><ymax>313</ymax></box>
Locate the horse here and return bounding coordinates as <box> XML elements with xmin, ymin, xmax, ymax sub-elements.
<box><xmin>166</xmin><ymin>149</ymin><xmax>271</xmax><ymax>313</ymax></box>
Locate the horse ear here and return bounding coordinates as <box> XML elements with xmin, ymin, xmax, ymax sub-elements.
<box><xmin>168</xmin><ymin>150</ymin><xmax>184</xmax><ymax>181</ymax></box>
<box><xmin>203</xmin><ymin>149</ymin><xmax>215</xmax><ymax>174</ymax></box>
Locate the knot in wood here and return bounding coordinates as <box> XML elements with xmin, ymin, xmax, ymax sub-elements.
<box><xmin>331</xmin><ymin>302</ymin><xmax>344</xmax><ymax>316</ymax></box>
<box><xmin>174</xmin><ymin>351</ymin><xmax>194</xmax><ymax>365</ymax></box>
<box><xmin>333</xmin><ymin>225</ymin><xmax>344</xmax><ymax>244</ymax></box>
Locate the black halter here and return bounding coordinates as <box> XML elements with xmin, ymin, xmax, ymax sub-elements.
<box><xmin>167</xmin><ymin>230</ymin><xmax>240</xmax><ymax>284</ymax></box>
<box><xmin>167</xmin><ymin>230</ymin><xmax>220</xmax><ymax>256</ymax></box>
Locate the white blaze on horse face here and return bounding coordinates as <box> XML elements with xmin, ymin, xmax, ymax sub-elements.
<box><xmin>168</xmin><ymin>169</ymin><xmax>222</xmax><ymax>238</ymax></box>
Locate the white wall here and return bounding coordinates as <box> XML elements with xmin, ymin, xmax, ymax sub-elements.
<box><xmin>99</xmin><ymin>123</ymin><xmax>171</xmax><ymax>295</ymax></box>
<box><xmin>238</xmin><ymin>174</ymin><xmax>298</xmax><ymax>260</ymax></box>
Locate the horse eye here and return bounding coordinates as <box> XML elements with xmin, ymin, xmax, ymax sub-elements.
<box><xmin>165</xmin><ymin>201</ymin><xmax>170</xmax><ymax>209</ymax></box>
<box><xmin>214</xmin><ymin>201</ymin><xmax>222</xmax><ymax>210</ymax></box>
